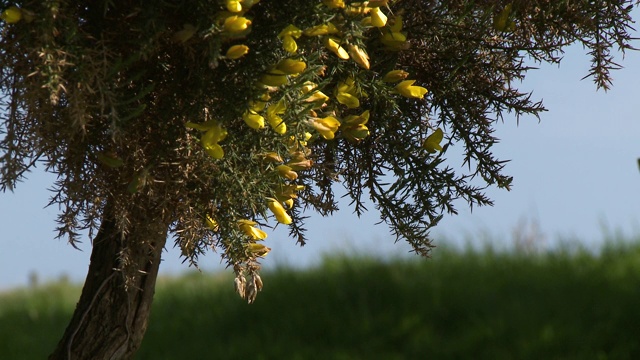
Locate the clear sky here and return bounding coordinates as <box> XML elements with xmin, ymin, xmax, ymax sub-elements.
<box><xmin>1</xmin><ymin>39</ymin><xmax>639</xmax><ymax>290</ymax></box>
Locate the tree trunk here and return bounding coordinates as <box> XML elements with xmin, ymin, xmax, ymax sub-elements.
<box><xmin>49</xmin><ymin>201</ymin><xmax>170</xmax><ymax>360</ymax></box>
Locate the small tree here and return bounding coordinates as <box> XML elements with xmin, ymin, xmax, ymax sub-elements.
<box><xmin>1</xmin><ymin>1</ymin><xmax>637</xmax><ymax>358</ymax></box>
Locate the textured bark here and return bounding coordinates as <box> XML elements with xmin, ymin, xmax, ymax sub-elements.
<box><xmin>49</xmin><ymin>202</ymin><xmax>169</xmax><ymax>360</ymax></box>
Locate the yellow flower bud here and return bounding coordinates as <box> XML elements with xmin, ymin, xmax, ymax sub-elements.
<box><xmin>380</xmin><ymin>31</ymin><xmax>408</xmax><ymax>50</ymax></box>
<box><xmin>283</xmin><ymin>198</ymin><xmax>294</xmax><ymax>209</ymax></box>
<box><xmin>382</xmin><ymin>70</ymin><xmax>410</xmax><ymax>82</ymax></box>
<box><xmin>249</xmin><ymin>93</ymin><xmax>270</xmax><ymax>112</ymax></box>
<box><xmin>206</xmin><ymin>215</ymin><xmax>219</xmax><ymax>231</ymax></box>
<box><xmin>203</xmin><ymin>143</ymin><xmax>224</xmax><ymax>159</ymax></box>
<box><xmin>343</xmin><ymin>110</ymin><xmax>370</xmax><ymax>126</ymax></box>
<box><xmin>336</xmin><ymin>92</ymin><xmax>360</xmax><ymax>108</ymax></box>
<box><xmin>423</xmin><ymin>128</ymin><xmax>444</xmax><ymax>153</ymax></box>
<box><xmin>1</xmin><ymin>6</ymin><xmax>22</xmax><ymax>24</ymax></box>
<box><xmin>301</xmin><ymin>82</ymin><xmax>317</xmax><ymax>94</ymax></box>
<box><xmin>278</xmin><ymin>24</ymin><xmax>303</xmax><ymax>38</ymax></box>
<box><xmin>243</xmin><ymin>110</ymin><xmax>265</xmax><ymax>129</ymax></box>
<box><xmin>266</xmin><ymin>100</ymin><xmax>287</xmax><ymax>134</ymax></box>
<box><xmin>493</xmin><ymin>3</ymin><xmax>516</xmax><ymax>32</ymax></box>
<box><xmin>370</xmin><ymin>7</ymin><xmax>387</xmax><ymax>27</ymax></box>
<box><xmin>238</xmin><ymin>220</ymin><xmax>268</xmax><ymax>240</ymax></box>
<box><xmin>287</xmin><ymin>152</ymin><xmax>313</xmax><ymax>170</ymax></box>
<box><xmin>343</xmin><ymin>124</ymin><xmax>370</xmax><ymax>142</ymax></box>
<box><xmin>303</xmin><ymin>23</ymin><xmax>339</xmax><ymax>36</ymax></box>
<box><xmin>276</xmin><ymin>164</ymin><xmax>299</xmax><ymax>180</ymax></box>
<box><xmin>281</xmin><ymin>35</ymin><xmax>298</xmax><ymax>53</ymax></box>
<box><xmin>224</xmin><ymin>15</ymin><xmax>252</xmax><ymax>33</ymax></box>
<box><xmin>276</xmin><ymin>59</ymin><xmax>307</xmax><ymax>75</ymax></box>
<box><xmin>262</xmin><ymin>152</ymin><xmax>284</xmax><ymax>163</ymax></box>
<box><xmin>225</xmin><ymin>44</ymin><xmax>249</xmax><ymax>59</ymax></box>
<box><xmin>260</xmin><ymin>69</ymin><xmax>288</xmax><ymax>87</ymax></box>
<box><xmin>267</xmin><ymin>197</ymin><xmax>293</xmax><ymax>225</ymax></box>
<box><xmin>348</xmin><ymin>44</ymin><xmax>370</xmax><ymax>70</ymax></box>
<box><xmin>324</xmin><ymin>37</ymin><xmax>349</xmax><ymax>60</ymax></box>
<box><xmin>247</xmin><ymin>243</ymin><xmax>271</xmax><ymax>257</ymax></box>
<box><xmin>267</xmin><ymin>114</ymin><xmax>287</xmax><ymax>134</ymax></box>
<box><xmin>308</xmin><ymin>116</ymin><xmax>341</xmax><ymax>140</ymax></box>
<box><xmin>304</xmin><ymin>90</ymin><xmax>330</xmax><ymax>106</ymax></box>
<box><xmin>390</xmin><ymin>15</ymin><xmax>404</xmax><ymax>32</ymax></box>
<box><xmin>395</xmin><ymin>80</ymin><xmax>428</xmax><ymax>99</ymax></box>
<box><xmin>226</xmin><ymin>0</ymin><xmax>242</xmax><ymax>12</ymax></box>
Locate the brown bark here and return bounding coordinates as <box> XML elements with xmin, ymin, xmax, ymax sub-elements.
<box><xmin>49</xmin><ymin>202</ymin><xmax>170</xmax><ymax>360</ymax></box>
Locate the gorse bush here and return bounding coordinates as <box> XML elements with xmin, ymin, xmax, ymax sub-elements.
<box><xmin>2</xmin><ymin>1</ymin><xmax>637</xmax><ymax>357</ymax></box>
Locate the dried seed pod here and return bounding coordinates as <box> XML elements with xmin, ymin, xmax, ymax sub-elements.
<box><xmin>245</xmin><ymin>278</ymin><xmax>258</xmax><ymax>304</ymax></box>
<box><xmin>234</xmin><ymin>275</ymin><xmax>246</xmax><ymax>299</ymax></box>
<box><xmin>254</xmin><ymin>274</ymin><xmax>263</xmax><ymax>292</ymax></box>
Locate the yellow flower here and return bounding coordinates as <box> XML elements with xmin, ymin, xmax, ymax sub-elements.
<box><xmin>206</xmin><ymin>215</ymin><xmax>219</xmax><ymax>231</ymax></box>
<box><xmin>304</xmin><ymin>90</ymin><xmax>330</xmax><ymax>105</ymax></box>
<box><xmin>348</xmin><ymin>44</ymin><xmax>370</xmax><ymax>69</ymax></box>
<box><xmin>308</xmin><ymin>116</ymin><xmax>341</xmax><ymax>140</ymax></box>
<box><xmin>493</xmin><ymin>3</ymin><xmax>516</xmax><ymax>32</ymax></box>
<box><xmin>324</xmin><ymin>37</ymin><xmax>349</xmax><ymax>60</ymax></box>
<box><xmin>279</xmin><ymin>24</ymin><xmax>303</xmax><ymax>38</ymax></box>
<box><xmin>380</xmin><ymin>16</ymin><xmax>408</xmax><ymax>50</ymax></box>
<box><xmin>276</xmin><ymin>164</ymin><xmax>298</xmax><ymax>180</ymax></box>
<box><xmin>395</xmin><ymin>80</ymin><xmax>428</xmax><ymax>99</ymax></box>
<box><xmin>275</xmin><ymin>184</ymin><xmax>305</xmax><ymax>202</ymax></box>
<box><xmin>199</xmin><ymin>123</ymin><xmax>227</xmax><ymax>159</ymax></box>
<box><xmin>247</xmin><ymin>243</ymin><xmax>271</xmax><ymax>257</ymax></box>
<box><xmin>276</xmin><ymin>59</ymin><xmax>307</xmax><ymax>75</ymax></box>
<box><xmin>225</xmin><ymin>44</ymin><xmax>249</xmax><ymax>59</ymax></box>
<box><xmin>278</xmin><ymin>25</ymin><xmax>302</xmax><ymax>53</ymax></box>
<box><xmin>382</xmin><ymin>70</ymin><xmax>409</xmax><ymax>82</ymax></box>
<box><xmin>267</xmin><ymin>197</ymin><xmax>293</xmax><ymax>225</ymax></box>
<box><xmin>336</xmin><ymin>77</ymin><xmax>356</xmax><ymax>94</ymax></box>
<box><xmin>342</xmin><ymin>110</ymin><xmax>370</xmax><ymax>142</ymax></box>
<box><xmin>343</xmin><ymin>124</ymin><xmax>369</xmax><ymax>142</ymax></box>
<box><xmin>249</xmin><ymin>93</ymin><xmax>271</xmax><ymax>112</ymax></box>
<box><xmin>370</xmin><ymin>7</ymin><xmax>387</xmax><ymax>27</ymax></box>
<box><xmin>224</xmin><ymin>16</ymin><xmax>252</xmax><ymax>33</ymax></box>
<box><xmin>1</xmin><ymin>6</ymin><xmax>22</xmax><ymax>23</ymax></box>
<box><xmin>389</xmin><ymin>14</ymin><xmax>403</xmax><ymax>32</ymax></box>
<box><xmin>343</xmin><ymin>110</ymin><xmax>370</xmax><ymax>126</ymax></box>
<box><xmin>262</xmin><ymin>152</ymin><xmax>284</xmax><ymax>163</ymax></box>
<box><xmin>303</xmin><ymin>23</ymin><xmax>339</xmax><ymax>36</ymax></box>
<box><xmin>266</xmin><ymin>100</ymin><xmax>287</xmax><ymax>135</ymax></box>
<box><xmin>238</xmin><ymin>220</ymin><xmax>268</xmax><ymax>240</ymax></box>
<box><xmin>336</xmin><ymin>92</ymin><xmax>360</xmax><ymax>108</ymax></box>
<box><xmin>260</xmin><ymin>69</ymin><xmax>288</xmax><ymax>87</ymax></box>
<box><xmin>243</xmin><ymin>110</ymin><xmax>266</xmax><ymax>129</ymax></box>
<box><xmin>203</xmin><ymin>143</ymin><xmax>224</xmax><ymax>159</ymax></box>
<box><xmin>423</xmin><ymin>128</ymin><xmax>444</xmax><ymax>153</ymax></box>
<box><xmin>281</xmin><ymin>35</ymin><xmax>298</xmax><ymax>53</ymax></box>
<box><xmin>201</xmin><ymin>123</ymin><xmax>227</xmax><ymax>142</ymax></box>
<box><xmin>287</xmin><ymin>151</ymin><xmax>313</xmax><ymax>170</ymax></box>
<box><xmin>322</xmin><ymin>0</ymin><xmax>345</xmax><ymax>8</ymax></box>
<box><xmin>226</xmin><ymin>0</ymin><xmax>242</xmax><ymax>12</ymax></box>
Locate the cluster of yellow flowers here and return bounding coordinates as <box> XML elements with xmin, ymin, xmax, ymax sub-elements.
<box><xmin>182</xmin><ymin>1</ymin><xmax>442</xmax><ymax>264</ymax></box>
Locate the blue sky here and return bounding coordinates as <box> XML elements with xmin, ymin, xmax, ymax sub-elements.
<box><xmin>1</xmin><ymin>41</ymin><xmax>639</xmax><ymax>290</ymax></box>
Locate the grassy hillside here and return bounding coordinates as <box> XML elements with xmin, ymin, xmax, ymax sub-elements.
<box><xmin>1</xmin><ymin>241</ymin><xmax>640</xmax><ymax>359</ymax></box>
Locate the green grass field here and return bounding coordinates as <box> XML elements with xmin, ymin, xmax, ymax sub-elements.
<box><xmin>1</xmin><ymin>240</ymin><xmax>640</xmax><ymax>359</ymax></box>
